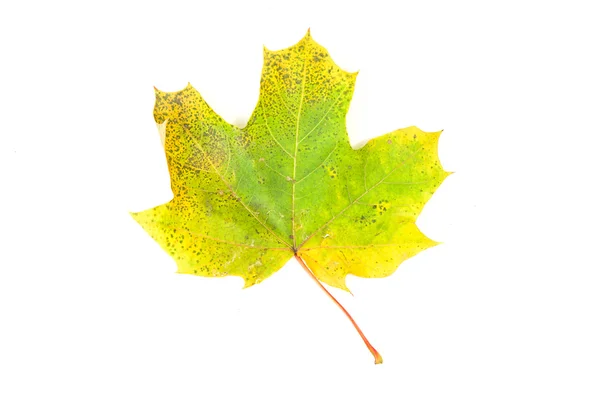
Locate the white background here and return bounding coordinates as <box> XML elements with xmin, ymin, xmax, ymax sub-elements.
<box><xmin>1</xmin><ymin>1</ymin><xmax>599</xmax><ymax>400</ymax></box>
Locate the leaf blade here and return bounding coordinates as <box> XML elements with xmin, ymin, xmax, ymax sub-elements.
<box><xmin>133</xmin><ymin>33</ymin><xmax>449</xmax><ymax>291</ymax></box>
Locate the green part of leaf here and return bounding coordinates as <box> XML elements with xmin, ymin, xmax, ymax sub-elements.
<box><xmin>132</xmin><ymin>31</ymin><xmax>450</xmax><ymax>290</ymax></box>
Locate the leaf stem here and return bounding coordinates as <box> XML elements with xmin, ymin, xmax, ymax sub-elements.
<box><xmin>294</xmin><ymin>254</ymin><xmax>383</xmax><ymax>364</ymax></box>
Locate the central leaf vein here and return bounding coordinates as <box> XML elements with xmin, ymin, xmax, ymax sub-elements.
<box><xmin>291</xmin><ymin>55</ymin><xmax>308</xmax><ymax>250</ymax></box>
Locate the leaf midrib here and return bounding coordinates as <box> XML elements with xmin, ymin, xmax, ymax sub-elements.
<box><xmin>291</xmin><ymin>55</ymin><xmax>308</xmax><ymax>251</ymax></box>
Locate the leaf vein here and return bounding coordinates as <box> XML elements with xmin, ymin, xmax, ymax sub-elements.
<box><xmin>295</xmin><ymin>143</ymin><xmax>338</xmax><ymax>184</ymax></box>
<box><xmin>291</xmin><ymin>56</ymin><xmax>308</xmax><ymax>249</ymax></box>
<box><xmin>298</xmin><ymin>92</ymin><xmax>344</xmax><ymax>144</ymax></box>
<box><xmin>260</xmin><ymin>105</ymin><xmax>294</xmax><ymax>159</ymax></box>
<box><xmin>188</xmin><ymin>131</ymin><xmax>293</xmax><ymax>249</ymax></box>
<box><xmin>302</xmin><ymin>244</ymin><xmax>403</xmax><ymax>250</ymax></box>
<box><xmin>152</xmin><ymin>221</ymin><xmax>290</xmax><ymax>250</ymax></box>
<box><xmin>298</xmin><ymin>149</ymin><xmax>421</xmax><ymax>248</ymax></box>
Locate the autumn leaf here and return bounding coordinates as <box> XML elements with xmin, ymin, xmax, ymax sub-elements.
<box><xmin>131</xmin><ymin>30</ymin><xmax>449</xmax><ymax>364</ymax></box>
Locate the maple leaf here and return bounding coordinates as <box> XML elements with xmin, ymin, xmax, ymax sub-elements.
<box><xmin>131</xmin><ymin>31</ymin><xmax>450</xmax><ymax>364</ymax></box>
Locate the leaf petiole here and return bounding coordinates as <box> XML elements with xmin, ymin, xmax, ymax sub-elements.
<box><xmin>294</xmin><ymin>254</ymin><xmax>383</xmax><ymax>364</ymax></box>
